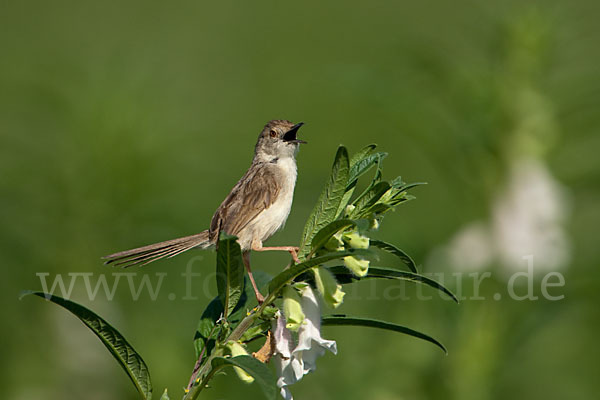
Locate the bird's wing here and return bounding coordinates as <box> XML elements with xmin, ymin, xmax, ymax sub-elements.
<box><xmin>210</xmin><ymin>163</ymin><xmax>281</xmax><ymax>239</ymax></box>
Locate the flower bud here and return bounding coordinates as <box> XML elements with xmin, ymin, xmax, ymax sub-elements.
<box><xmin>226</xmin><ymin>341</ymin><xmax>254</xmax><ymax>383</ymax></box>
<box><xmin>313</xmin><ymin>267</ymin><xmax>345</xmax><ymax>308</ymax></box>
<box><xmin>344</xmin><ymin>204</ymin><xmax>356</xmax><ymax>217</ymax></box>
<box><xmin>370</xmin><ymin>217</ymin><xmax>380</xmax><ymax>230</ymax></box>
<box><xmin>324</xmin><ymin>232</ymin><xmax>345</xmax><ymax>251</ymax></box>
<box><xmin>343</xmin><ymin>256</ymin><xmax>370</xmax><ymax>277</ymax></box>
<box><xmin>342</xmin><ymin>231</ymin><xmax>370</xmax><ymax>249</ymax></box>
<box><xmin>282</xmin><ymin>285</ymin><xmax>305</xmax><ymax>331</ymax></box>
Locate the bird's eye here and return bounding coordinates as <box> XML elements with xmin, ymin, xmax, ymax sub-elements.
<box><xmin>269</xmin><ymin>130</ymin><xmax>277</xmax><ymax>138</ymax></box>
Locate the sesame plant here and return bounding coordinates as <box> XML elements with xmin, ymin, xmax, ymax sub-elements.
<box><xmin>23</xmin><ymin>144</ymin><xmax>457</xmax><ymax>400</ymax></box>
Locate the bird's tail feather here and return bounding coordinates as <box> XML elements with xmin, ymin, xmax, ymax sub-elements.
<box><xmin>103</xmin><ymin>230</ymin><xmax>212</xmax><ymax>268</ymax></box>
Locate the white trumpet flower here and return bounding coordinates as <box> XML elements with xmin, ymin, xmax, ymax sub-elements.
<box><xmin>271</xmin><ymin>287</ymin><xmax>337</xmax><ymax>399</ymax></box>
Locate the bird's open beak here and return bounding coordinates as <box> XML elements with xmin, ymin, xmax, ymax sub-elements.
<box><xmin>283</xmin><ymin>122</ymin><xmax>307</xmax><ymax>144</ymax></box>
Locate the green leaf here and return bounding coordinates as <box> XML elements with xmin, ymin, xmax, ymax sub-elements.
<box><xmin>310</xmin><ymin>219</ymin><xmax>356</xmax><ymax>254</ymax></box>
<box><xmin>393</xmin><ymin>180</ymin><xmax>428</xmax><ymax>191</ymax></box>
<box><xmin>388</xmin><ymin>194</ymin><xmax>416</xmax><ymax>206</ymax></box>
<box><xmin>267</xmin><ymin>250</ymin><xmax>368</xmax><ymax>299</ymax></box>
<box><xmin>390</xmin><ymin>175</ymin><xmax>405</xmax><ymax>188</ymax></box>
<box><xmin>193</xmin><ymin>297</ymin><xmax>222</xmax><ymax>359</ymax></box>
<box><xmin>239</xmin><ymin>321</ymin><xmax>271</xmax><ymax>342</ymax></box>
<box><xmin>349</xmin><ymin>143</ymin><xmax>377</xmax><ymax>167</ymax></box>
<box><xmin>350</xmin><ymin>151</ymin><xmax>384</xmax><ymax>205</ymax></box>
<box><xmin>348</xmin><ymin>152</ymin><xmax>388</xmax><ymax>189</ymax></box>
<box><xmin>159</xmin><ymin>389</ymin><xmax>170</xmax><ymax>400</ymax></box>
<box><xmin>335</xmin><ymin>147</ymin><xmax>387</xmax><ymax>218</ymax></box>
<box><xmin>365</xmin><ymin>203</ymin><xmax>393</xmax><ymax>216</ymax></box>
<box><xmin>22</xmin><ymin>291</ymin><xmax>153</xmax><ymax>399</ymax></box>
<box><xmin>216</xmin><ymin>234</ymin><xmax>245</xmax><ymax>317</ymax></box>
<box><xmin>210</xmin><ymin>356</ymin><xmax>276</xmax><ymax>400</ymax></box>
<box><xmin>299</xmin><ymin>146</ymin><xmax>350</xmax><ymax>258</ymax></box>
<box><xmin>335</xmin><ymin>188</ymin><xmax>356</xmax><ymax>219</ymax></box>
<box><xmin>322</xmin><ymin>315</ymin><xmax>447</xmax><ymax>354</ymax></box>
<box><xmin>370</xmin><ymin>239</ymin><xmax>418</xmax><ymax>273</ymax></box>
<box><xmin>351</xmin><ymin>181</ymin><xmax>390</xmax><ymax>218</ymax></box>
<box><xmin>327</xmin><ymin>265</ymin><xmax>459</xmax><ymax>303</ymax></box>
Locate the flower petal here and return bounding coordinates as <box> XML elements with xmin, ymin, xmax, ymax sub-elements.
<box><xmin>271</xmin><ymin>289</ymin><xmax>338</xmax><ymax>399</ymax></box>
<box><xmin>272</xmin><ymin>311</ymin><xmax>293</xmax><ymax>359</ymax></box>
<box><xmin>294</xmin><ymin>286</ymin><xmax>338</xmax><ymax>370</ymax></box>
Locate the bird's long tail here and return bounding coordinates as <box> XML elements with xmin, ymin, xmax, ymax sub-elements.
<box><xmin>103</xmin><ymin>230</ymin><xmax>212</xmax><ymax>268</ymax></box>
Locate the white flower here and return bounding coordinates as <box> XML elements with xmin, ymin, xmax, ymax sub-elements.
<box><xmin>435</xmin><ymin>158</ymin><xmax>570</xmax><ymax>275</ymax></box>
<box><xmin>294</xmin><ymin>286</ymin><xmax>337</xmax><ymax>371</ymax></box>
<box><xmin>271</xmin><ymin>287</ymin><xmax>337</xmax><ymax>400</ymax></box>
<box><xmin>492</xmin><ymin>158</ymin><xmax>570</xmax><ymax>272</ymax></box>
<box><xmin>272</xmin><ymin>311</ymin><xmax>302</xmax><ymax>400</ymax></box>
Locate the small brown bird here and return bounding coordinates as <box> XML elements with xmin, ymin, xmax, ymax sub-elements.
<box><xmin>103</xmin><ymin>120</ymin><xmax>306</xmax><ymax>303</ymax></box>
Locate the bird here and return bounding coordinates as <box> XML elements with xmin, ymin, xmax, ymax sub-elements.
<box><xmin>103</xmin><ymin>120</ymin><xmax>306</xmax><ymax>303</ymax></box>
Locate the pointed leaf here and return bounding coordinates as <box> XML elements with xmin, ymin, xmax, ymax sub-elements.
<box><xmin>388</xmin><ymin>194</ymin><xmax>416</xmax><ymax>206</ymax></box>
<box><xmin>390</xmin><ymin>175</ymin><xmax>405</xmax><ymax>188</ymax></box>
<box><xmin>350</xmin><ymin>181</ymin><xmax>390</xmax><ymax>217</ymax></box>
<box><xmin>22</xmin><ymin>291</ymin><xmax>153</xmax><ymax>399</ymax></box>
<box><xmin>351</xmin><ymin>152</ymin><xmax>384</xmax><ymax>205</ymax></box>
<box><xmin>363</xmin><ymin>203</ymin><xmax>393</xmax><ymax>216</ymax></box>
<box><xmin>396</xmin><ymin>181</ymin><xmax>428</xmax><ymax>191</ymax></box>
<box><xmin>370</xmin><ymin>239</ymin><xmax>417</xmax><ymax>273</ymax></box>
<box><xmin>322</xmin><ymin>315</ymin><xmax>447</xmax><ymax>354</ymax></box>
<box><xmin>216</xmin><ymin>234</ymin><xmax>245</xmax><ymax>317</ymax></box>
<box><xmin>239</xmin><ymin>321</ymin><xmax>271</xmax><ymax>343</ymax></box>
<box><xmin>348</xmin><ymin>152</ymin><xmax>388</xmax><ymax>189</ymax></box>
<box><xmin>160</xmin><ymin>389</ymin><xmax>170</xmax><ymax>400</ymax></box>
<box><xmin>349</xmin><ymin>143</ymin><xmax>377</xmax><ymax>167</ymax></box>
<box><xmin>210</xmin><ymin>355</ymin><xmax>276</xmax><ymax>400</ymax></box>
<box><xmin>389</xmin><ymin>177</ymin><xmax>427</xmax><ymax>191</ymax></box>
<box><xmin>336</xmin><ymin>148</ymin><xmax>387</xmax><ymax>218</ymax></box>
<box><xmin>335</xmin><ymin>188</ymin><xmax>356</xmax><ymax>219</ymax></box>
<box><xmin>193</xmin><ymin>297</ymin><xmax>222</xmax><ymax>359</ymax></box>
<box><xmin>299</xmin><ymin>146</ymin><xmax>350</xmax><ymax>258</ymax></box>
<box><xmin>327</xmin><ymin>265</ymin><xmax>458</xmax><ymax>303</ymax></box>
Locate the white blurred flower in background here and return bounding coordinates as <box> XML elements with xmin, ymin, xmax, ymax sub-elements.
<box><xmin>438</xmin><ymin>157</ymin><xmax>570</xmax><ymax>275</ymax></box>
<box><xmin>493</xmin><ymin>158</ymin><xmax>570</xmax><ymax>272</ymax></box>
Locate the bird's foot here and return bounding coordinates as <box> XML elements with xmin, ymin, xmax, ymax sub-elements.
<box><xmin>289</xmin><ymin>247</ymin><xmax>300</xmax><ymax>264</ymax></box>
<box><xmin>254</xmin><ymin>290</ymin><xmax>265</xmax><ymax>305</ymax></box>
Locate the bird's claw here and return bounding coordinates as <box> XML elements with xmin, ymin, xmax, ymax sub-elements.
<box><xmin>289</xmin><ymin>247</ymin><xmax>300</xmax><ymax>264</ymax></box>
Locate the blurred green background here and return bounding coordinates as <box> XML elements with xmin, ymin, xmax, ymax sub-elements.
<box><xmin>2</xmin><ymin>1</ymin><xmax>599</xmax><ymax>399</ymax></box>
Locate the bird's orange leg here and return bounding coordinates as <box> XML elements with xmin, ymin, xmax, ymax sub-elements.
<box><xmin>251</xmin><ymin>242</ymin><xmax>300</xmax><ymax>263</ymax></box>
<box><xmin>242</xmin><ymin>251</ymin><xmax>265</xmax><ymax>304</ymax></box>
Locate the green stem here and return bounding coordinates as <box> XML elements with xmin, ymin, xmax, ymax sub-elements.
<box><xmin>186</xmin><ymin>356</ymin><xmax>226</xmax><ymax>400</ymax></box>
<box><xmin>183</xmin><ymin>313</ymin><xmax>258</xmax><ymax>400</ymax></box>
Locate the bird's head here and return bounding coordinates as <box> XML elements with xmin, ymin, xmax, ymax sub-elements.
<box><xmin>255</xmin><ymin>120</ymin><xmax>306</xmax><ymax>160</ymax></box>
